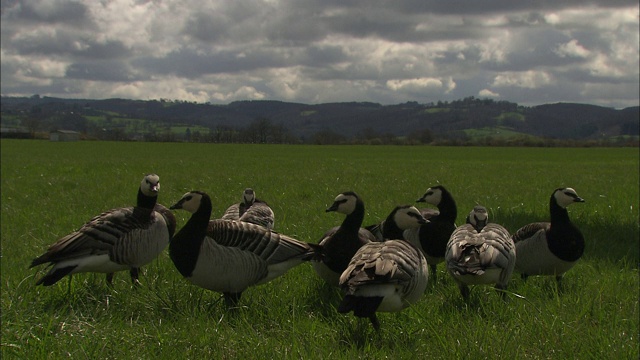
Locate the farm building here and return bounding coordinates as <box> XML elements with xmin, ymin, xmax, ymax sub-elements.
<box><xmin>50</xmin><ymin>130</ymin><xmax>80</xmax><ymax>142</ymax></box>
<box><xmin>0</xmin><ymin>127</ymin><xmax>30</xmax><ymax>139</ymax></box>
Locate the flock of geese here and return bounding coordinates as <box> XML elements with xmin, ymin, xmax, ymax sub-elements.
<box><xmin>30</xmin><ymin>174</ymin><xmax>586</xmax><ymax>331</ymax></box>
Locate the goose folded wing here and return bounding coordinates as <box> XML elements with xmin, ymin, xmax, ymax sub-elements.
<box><xmin>207</xmin><ymin>219</ymin><xmax>314</xmax><ymax>263</ymax></box>
<box><xmin>512</xmin><ymin>222</ymin><xmax>549</xmax><ymax>242</ymax></box>
<box><xmin>31</xmin><ymin>207</ymin><xmax>153</xmax><ymax>267</ymax></box>
<box><xmin>240</xmin><ymin>203</ymin><xmax>274</xmax><ymax>228</ymax></box>
<box><xmin>221</xmin><ymin>204</ymin><xmax>241</xmax><ymax>221</ymax></box>
<box><xmin>340</xmin><ymin>241</ymin><xmax>417</xmax><ymax>287</ymax></box>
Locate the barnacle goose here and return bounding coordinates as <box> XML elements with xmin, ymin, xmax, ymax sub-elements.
<box><xmin>222</xmin><ymin>188</ymin><xmax>275</xmax><ymax>229</ymax></box>
<box><xmin>337</xmin><ymin>237</ymin><xmax>430</xmax><ymax>331</ymax></box>
<box><xmin>445</xmin><ymin>205</ymin><xmax>515</xmax><ymax>301</ymax></box>
<box><xmin>512</xmin><ymin>187</ymin><xmax>585</xmax><ymax>287</ymax></box>
<box><xmin>311</xmin><ymin>191</ymin><xmax>378</xmax><ymax>287</ymax></box>
<box><xmin>169</xmin><ymin>191</ymin><xmax>317</xmax><ymax>307</ymax></box>
<box><xmin>403</xmin><ymin>185</ymin><xmax>458</xmax><ymax>282</ymax></box>
<box><xmin>30</xmin><ymin>174</ymin><xmax>176</xmax><ymax>286</ymax></box>
<box><xmin>365</xmin><ymin>205</ymin><xmax>428</xmax><ymax>241</ymax></box>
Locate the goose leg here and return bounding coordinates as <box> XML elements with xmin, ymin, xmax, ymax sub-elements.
<box><xmin>130</xmin><ymin>267</ymin><xmax>141</xmax><ymax>286</ymax></box>
<box><xmin>555</xmin><ymin>274</ymin><xmax>564</xmax><ymax>292</ymax></box>
<box><xmin>459</xmin><ymin>284</ymin><xmax>470</xmax><ymax>301</ymax></box>
<box><xmin>430</xmin><ymin>264</ymin><xmax>437</xmax><ymax>283</ymax></box>
<box><xmin>223</xmin><ymin>292</ymin><xmax>242</xmax><ymax>308</ymax></box>
<box><xmin>495</xmin><ymin>284</ymin><xmax>508</xmax><ymax>301</ymax></box>
<box><xmin>369</xmin><ymin>314</ymin><xmax>381</xmax><ymax>332</ymax></box>
<box><xmin>106</xmin><ymin>273</ymin><xmax>114</xmax><ymax>286</ymax></box>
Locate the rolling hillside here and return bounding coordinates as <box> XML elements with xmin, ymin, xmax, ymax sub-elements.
<box><xmin>1</xmin><ymin>95</ymin><xmax>638</xmax><ymax>142</ymax></box>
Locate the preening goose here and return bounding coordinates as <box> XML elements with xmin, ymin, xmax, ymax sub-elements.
<box><xmin>365</xmin><ymin>205</ymin><xmax>428</xmax><ymax>241</ymax></box>
<box><xmin>512</xmin><ymin>187</ymin><xmax>585</xmax><ymax>287</ymax></box>
<box><xmin>337</xmin><ymin>237</ymin><xmax>430</xmax><ymax>331</ymax></box>
<box><xmin>222</xmin><ymin>188</ymin><xmax>275</xmax><ymax>229</ymax></box>
<box><xmin>169</xmin><ymin>191</ymin><xmax>317</xmax><ymax>307</ymax></box>
<box><xmin>445</xmin><ymin>205</ymin><xmax>515</xmax><ymax>301</ymax></box>
<box><xmin>311</xmin><ymin>191</ymin><xmax>377</xmax><ymax>287</ymax></box>
<box><xmin>403</xmin><ymin>185</ymin><xmax>458</xmax><ymax>281</ymax></box>
<box><xmin>30</xmin><ymin>174</ymin><xmax>176</xmax><ymax>286</ymax></box>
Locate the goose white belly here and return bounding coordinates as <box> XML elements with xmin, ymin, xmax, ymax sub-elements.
<box><xmin>351</xmin><ymin>284</ymin><xmax>406</xmax><ymax>313</ymax></box>
<box><xmin>259</xmin><ymin>259</ymin><xmax>304</xmax><ymax>285</ymax></box>
<box><xmin>187</xmin><ymin>242</ymin><xmax>270</xmax><ymax>293</ymax></box>
<box><xmin>515</xmin><ymin>233</ymin><xmax>577</xmax><ymax>276</ymax></box>
<box><xmin>310</xmin><ymin>261</ymin><xmax>340</xmax><ymax>287</ymax></box>
<box><xmin>54</xmin><ymin>254</ymin><xmax>130</xmax><ymax>275</ymax></box>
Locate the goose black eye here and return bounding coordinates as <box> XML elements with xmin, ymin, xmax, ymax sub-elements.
<box><xmin>185</xmin><ymin>196</ymin><xmax>193</xmax><ymax>201</ymax></box>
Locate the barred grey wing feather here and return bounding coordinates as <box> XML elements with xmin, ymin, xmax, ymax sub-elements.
<box><xmin>512</xmin><ymin>222</ymin><xmax>549</xmax><ymax>243</ymax></box>
<box><xmin>30</xmin><ymin>207</ymin><xmax>153</xmax><ymax>267</ymax></box>
<box><xmin>207</xmin><ymin>219</ymin><xmax>313</xmax><ymax>264</ymax></box>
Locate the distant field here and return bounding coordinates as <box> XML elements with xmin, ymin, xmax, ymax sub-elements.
<box><xmin>463</xmin><ymin>126</ymin><xmax>531</xmax><ymax>139</ymax></box>
<box><xmin>1</xmin><ymin>140</ymin><xmax>638</xmax><ymax>359</ymax></box>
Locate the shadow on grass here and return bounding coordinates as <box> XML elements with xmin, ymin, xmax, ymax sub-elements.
<box><xmin>493</xmin><ymin>208</ymin><xmax>639</xmax><ymax>268</ymax></box>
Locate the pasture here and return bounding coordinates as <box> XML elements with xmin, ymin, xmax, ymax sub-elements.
<box><xmin>1</xmin><ymin>140</ymin><xmax>638</xmax><ymax>359</ymax></box>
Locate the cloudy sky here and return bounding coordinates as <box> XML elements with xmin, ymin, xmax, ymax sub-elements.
<box><xmin>1</xmin><ymin>0</ymin><xmax>638</xmax><ymax>108</ymax></box>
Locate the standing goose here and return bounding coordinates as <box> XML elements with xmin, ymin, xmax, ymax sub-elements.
<box><xmin>512</xmin><ymin>187</ymin><xmax>585</xmax><ymax>287</ymax></box>
<box><xmin>311</xmin><ymin>191</ymin><xmax>378</xmax><ymax>287</ymax></box>
<box><xmin>222</xmin><ymin>188</ymin><xmax>275</xmax><ymax>229</ymax></box>
<box><xmin>30</xmin><ymin>174</ymin><xmax>176</xmax><ymax>286</ymax></box>
<box><xmin>169</xmin><ymin>191</ymin><xmax>317</xmax><ymax>307</ymax></box>
<box><xmin>445</xmin><ymin>205</ymin><xmax>515</xmax><ymax>301</ymax></box>
<box><xmin>403</xmin><ymin>185</ymin><xmax>458</xmax><ymax>281</ymax></box>
<box><xmin>337</xmin><ymin>236</ymin><xmax>430</xmax><ymax>331</ymax></box>
<box><xmin>365</xmin><ymin>205</ymin><xmax>428</xmax><ymax>241</ymax></box>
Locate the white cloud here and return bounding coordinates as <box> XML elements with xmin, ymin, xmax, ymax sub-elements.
<box><xmin>386</xmin><ymin>77</ymin><xmax>456</xmax><ymax>94</ymax></box>
<box><xmin>478</xmin><ymin>89</ymin><xmax>500</xmax><ymax>98</ymax></box>
<box><xmin>492</xmin><ymin>71</ymin><xmax>553</xmax><ymax>89</ymax></box>
<box><xmin>555</xmin><ymin>39</ymin><xmax>590</xmax><ymax>59</ymax></box>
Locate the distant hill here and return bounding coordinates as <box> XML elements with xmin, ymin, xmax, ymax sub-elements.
<box><xmin>1</xmin><ymin>95</ymin><xmax>638</xmax><ymax>142</ymax></box>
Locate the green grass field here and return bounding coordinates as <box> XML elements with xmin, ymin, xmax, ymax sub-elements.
<box><xmin>1</xmin><ymin>140</ymin><xmax>638</xmax><ymax>359</ymax></box>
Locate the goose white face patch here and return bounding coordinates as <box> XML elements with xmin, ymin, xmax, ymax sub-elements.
<box><xmin>394</xmin><ymin>206</ymin><xmax>426</xmax><ymax>230</ymax></box>
<box><xmin>243</xmin><ymin>188</ymin><xmax>255</xmax><ymax>204</ymax></box>
<box><xmin>554</xmin><ymin>187</ymin><xmax>582</xmax><ymax>208</ymax></box>
<box><xmin>141</xmin><ymin>174</ymin><xmax>160</xmax><ymax>196</ymax></box>
<box><xmin>467</xmin><ymin>205</ymin><xmax>488</xmax><ymax>229</ymax></box>
<box><xmin>180</xmin><ymin>192</ymin><xmax>203</xmax><ymax>214</ymax></box>
<box><xmin>422</xmin><ymin>187</ymin><xmax>442</xmax><ymax>206</ymax></box>
<box><xmin>334</xmin><ymin>193</ymin><xmax>357</xmax><ymax>215</ymax></box>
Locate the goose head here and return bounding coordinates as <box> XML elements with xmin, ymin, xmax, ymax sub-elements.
<box><xmin>553</xmin><ymin>188</ymin><xmax>585</xmax><ymax>208</ymax></box>
<box><xmin>141</xmin><ymin>174</ymin><xmax>160</xmax><ymax>197</ymax></box>
<box><xmin>416</xmin><ymin>185</ymin><xmax>445</xmax><ymax>206</ymax></box>
<box><xmin>243</xmin><ymin>188</ymin><xmax>256</xmax><ymax>206</ymax></box>
<box><xmin>393</xmin><ymin>205</ymin><xmax>428</xmax><ymax>230</ymax></box>
<box><xmin>170</xmin><ymin>191</ymin><xmax>206</xmax><ymax>214</ymax></box>
<box><xmin>466</xmin><ymin>205</ymin><xmax>488</xmax><ymax>232</ymax></box>
<box><xmin>326</xmin><ymin>191</ymin><xmax>360</xmax><ymax>215</ymax></box>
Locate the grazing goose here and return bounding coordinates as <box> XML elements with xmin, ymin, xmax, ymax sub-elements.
<box><xmin>222</xmin><ymin>188</ymin><xmax>275</xmax><ymax>229</ymax></box>
<box><xmin>337</xmin><ymin>237</ymin><xmax>430</xmax><ymax>331</ymax></box>
<box><xmin>169</xmin><ymin>191</ymin><xmax>317</xmax><ymax>307</ymax></box>
<box><xmin>403</xmin><ymin>185</ymin><xmax>458</xmax><ymax>281</ymax></box>
<box><xmin>311</xmin><ymin>191</ymin><xmax>378</xmax><ymax>287</ymax></box>
<box><xmin>445</xmin><ymin>205</ymin><xmax>515</xmax><ymax>301</ymax></box>
<box><xmin>512</xmin><ymin>187</ymin><xmax>585</xmax><ymax>287</ymax></box>
<box><xmin>365</xmin><ymin>205</ymin><xmax>428</xmax><ymax>241</ymax></box>
<box><xmin>30</xmin><ymin>174</ymin><xmax>176</xmax><ymax>286</ymax></box>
